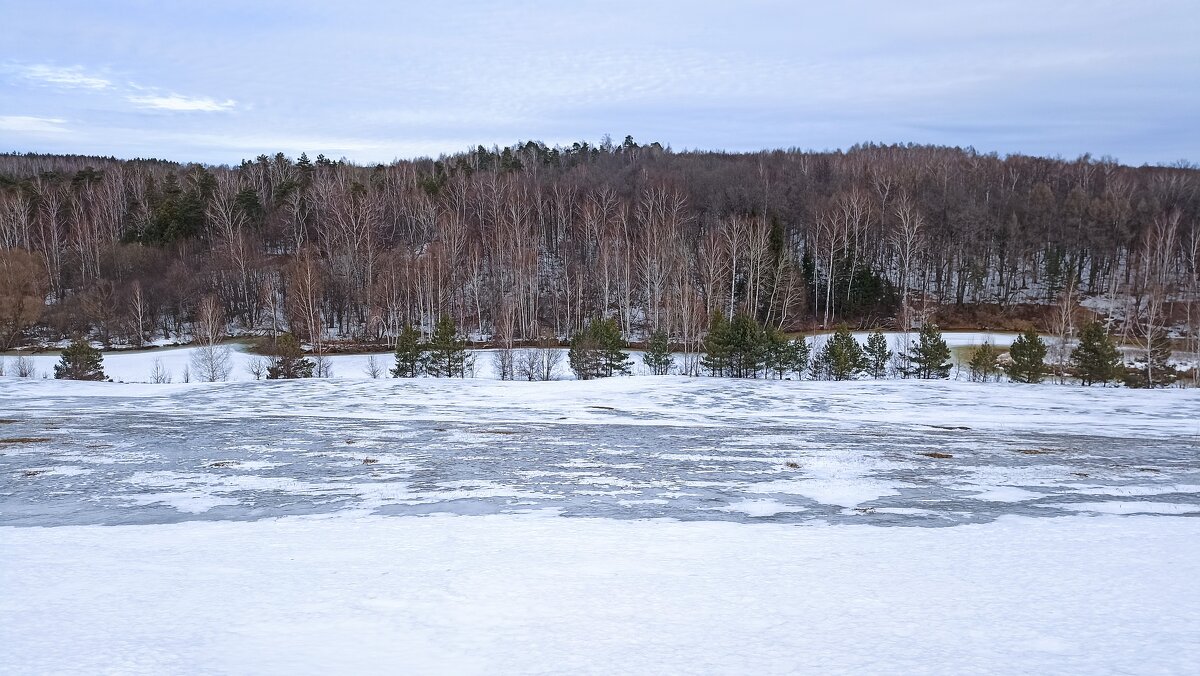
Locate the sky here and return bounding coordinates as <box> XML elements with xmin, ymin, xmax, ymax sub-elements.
<box><xmin>1</xmin><ymin>0</ymin><xmax>1197</xmax><ymax>166</ymax></box>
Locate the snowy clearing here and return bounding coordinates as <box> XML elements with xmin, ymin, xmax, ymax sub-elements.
<box><xmin>3</xmin><ymin>513</ymin><xmax>1199</xmax><ymax>675</ymax></box>
<box><xmin>2</xmin><ymin>331</ymin><xmax>1028</xmax><ymax>384</ymax></box>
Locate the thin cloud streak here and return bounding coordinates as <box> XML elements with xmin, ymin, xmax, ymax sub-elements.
<box><xmin>18</xmin><ymin>64</ymin><xmax>111</xmax><ymax>90</ymax></box>
<box><xmin>127</xmin><ymin>94</ymin><xmax>238</xmax><ymax>112</ymax></box>
<box><xmin>0</xmin><ymin>115</ymin><xmax>69</xmax><ymax>134</ymax></box>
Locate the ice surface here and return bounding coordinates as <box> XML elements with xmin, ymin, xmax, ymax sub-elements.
<box><xmin>2</xmin><ymin>376</ymin><xmax>1198</xmax><ymax>526</ymax></box>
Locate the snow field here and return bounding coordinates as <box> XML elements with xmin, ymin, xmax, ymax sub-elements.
<box><xmin>2</xmin><ymin>513</ymin><xmax>1198</xmax><ymax>675</ymax></box>
<box><xmin>2</xmin><ymin>331</ymin><xmax>1025</xmax><ymax>384</ymax></box>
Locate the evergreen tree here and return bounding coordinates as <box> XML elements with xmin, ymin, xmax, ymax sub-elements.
<box><xmin>1070</xmin><ymin>321</ymin><xmax>1121</xmax><ymax>386</ymax></box>
<box><xmin>54</xmin><ymin>339</ymin><xmax>106</xmax><ymax>381</ymax></box>
<box><xmin>700</xmin><ymin>312</ymin><xmax>731</xmax><ymax>376</ymax></box>
<box><xmin>967</xmin><ymin>343</ymin><xmax>1001</xmax><ymax>382</ymax></box>
<box><xmin>765</xmin><ymin>329</ymin><xmax>809</xmax><ymax>380</ymax></box>
<box><xmin>391</xmin><ymin>324</ymin><xmax>425</xmax><ymax>378</ymax></box>
<box><xmin>266</xmin><ymin>333</ymin><xmax>314</xmax><ymax>379</ymax></box>
<box><xmin>1007</xmin><ymin>328</ymin><xmax>1047</xmax><ymax>383</ymax></box>
<box><xmin>569</xmin><ymin>318</ymin><xmax>630</xmax><ymax>379</ymax></box>
<box><xmin>1129</xmin><ymin>326</ymin><xmax>1176</xmax><ymax>388</ymax></box>
<box><xmin>906</xmin><ymin>323</ymin><xmax>951</xmax><ymax>379</ymax></box>
<box><xmin>814</xmin><ymin>325</ymin><xmax>866</xmax><ymax>380</ymax></box>
<box><xmin>726</xmin><ymin>314</ymin><xmax>767</xmax><ymax>378</ymax></box>
<box><xmin>426</xmin><ymin>315</ymin><xmax>472</xmax><ymax>377</ymax></box>
<box><xmin>763</xmin><ymin>327</ymin><xmax>787</xmax><ymax>379</ymax></box>
<box><xmin>643</xmin><ymin>329</ymin><xmax>673</xmax><ymax>375</ymax></box>
<box><xmin>864</xmin><ymin>330</ymin><xmax>891</xmax><ymax>378</ymax></box>
<box><xmin>594</xmin><ymin>318</ymin><xmax>631</xmax><ymax>377</ymax></box>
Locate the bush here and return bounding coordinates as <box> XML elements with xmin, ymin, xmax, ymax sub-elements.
<box><xmin>54</xmin><ymin>339</ymin><xmax>106</xmax><ymax>381</ymax></box>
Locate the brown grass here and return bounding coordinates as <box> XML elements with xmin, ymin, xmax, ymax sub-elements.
<box><xmin>1016</xmin><ymin>448</ymin><xmax>1051</xmax><ymax>455</ymax></box>
<box><xmin>920</xmin><ymin>451</ymin><xmax>954</xmax><ymax>459</ymax></box>
<box><xmin>362</xmin><ymin>457</ymin><xmax>378</xmax><ymax>465</ymax></box>
<box><xmin>0</xmin><ymin>437</ymin><xmax>51</xmax><ymax>445</ymax></box>
<box><xmin>785</xmin><ymin>461</ymin><xmax>800</xmax><ymax>469</ymax></box>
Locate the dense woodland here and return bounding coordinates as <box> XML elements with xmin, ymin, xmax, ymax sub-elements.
<box><xmin>1</xmin><ymin>139</ymin><xmax>1198</xmax><ymax>365</ymax></box>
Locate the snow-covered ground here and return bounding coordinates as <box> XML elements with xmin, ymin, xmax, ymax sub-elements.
<box><xmin>4</xmin><ymin>513</ymin><xmax>1199</xmax><ymax>675</ymax></box>
<box><xmin>2</xmin><ymin>331</ymin><xmax>1027</xmax><ymax>383</ymax></box>
<box><xmin>2</xmin><ymin>376</ymin><xmax>1198</xmax><ymax>673</ymax></box>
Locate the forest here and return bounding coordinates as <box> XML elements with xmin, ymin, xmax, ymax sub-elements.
<box><xmin>1</xmin><ymin>138</ymin><xmax>1198</xmax><ymax>363</ymax></box>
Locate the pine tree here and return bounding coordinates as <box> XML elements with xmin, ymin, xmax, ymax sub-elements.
<box><xmin>814</xmin><ymin>325</ymin><xmax>865</xmax><ymax>381</ymax></box>
<box><xmin>426</xmin><ymin>315</ymin><xmax>471</xmax><ymax>378</ymax></box>
<box><xmin>765</xmin><ymin>330</ymin><xmax>809</xmax><ymax>380</ymax></box>
<box><xmin>266</xmin><ymin>333</ymin><xmax>314</xmax><ymax>379</ymax></box>
<box><xmin>763</xmin><ymin>327</ymin><xmax>787</xmax><ymax>379</ymax></box>
<box><xmin>700</xmin><ymin>312</ymin><xmax>731</xmax><ymax>376</ymax></box>
<box><xmin>1070</xmin><ymin>321</ymin><xmax>1121</xmax><ymax>386</ymax></box>
<box><xmin>569</xmin><ymin>318</ymin><xmax>630</xmax><ymax>379</ymax></box>
<box><xmin>1129</xmin><ymin>326</ymin><xmax>1176</xmax><ymax>388</ymax></box>
<box><xmin>968</xmin><ymin>343</ymin><xmax>1001</xmax><ymax>382</ymax></box>
<box><xmin>643</xmin><ymin>329</ymin><xmax>673</xmax><ymax>375</ymax></box>
<box><xmin>726</xmin><ymin>314</ymin><xmax>767</xmax><ymax>378</ymax></box>
<box><xmin>906</xmin><ymin>323</ymin><xmax>951</xmax><ymax>379</ymax></box>
<box><xmin>864</xmin><ymin>330</ymin><xmax>891</xmax><ymax>378</ymax></box>
<box><xmin>54</xmin><ymin>339</ymin><xmax>106</xmax><ymax>381</ymax></box>
<box><xmin>594</xmin><ymin>318</ymin><xmax>631</xmax><ymax>377</ymax></box>
<box><xmin>1007</xmin><ymin>328</ymin><xmax>1047</xmax><ymax>383</ymax></box>
<box><xmin>391</xmin><ymin>324</ymin><xmax>425</xmax><ymax>378</ymax></box>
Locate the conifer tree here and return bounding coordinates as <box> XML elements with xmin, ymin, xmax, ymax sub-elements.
<box><xmin>643</xmin><ymin>329</ymin><xmax>673</xmax><ymax>375</ymax></box>
<box><xmin>54</xmin><ymin>339</ymin><xmax>106</xmax><ymax>381</ymax></box>
<box><xmin>569</xmin><ymin>318</ymin><xmax>630</xmax><ymax>379</ymax></box>
<box><xmin>700</xmin><ymin>312</ymin><xmax>731</xmax><ymax>376</ymax></box>
<box><xmin>1129</xmin><ymin>326</ymin><xmax>1175</xmax><ymax>388</ymax></box>
<box><xmin>1070</xmin><ymin>321</ymin><xmax>1121</xmax><ymax>386</ymax></box>
<box><xmin>726</xmin><ymin>314</ymin><xmax>767</xmax><ymax>378</ymax></box>
<box><xmin>967</xmin><ymin>342</ymin><xmax>1001</xmax><ymax>382</ymax></box>
<box><xmin>391</xmin><ymin>324</ymin><xmax>425</xmax><ymax>378</ymax></box>
<box><xmin>864</xmin><ymin>330</ymin><xmax>891</xmax><ymax>378</ymax></box>
<box><xmin>906</xmin><ymin>323</ymin><xmax>951</xmax><ymax>379</ymax></box>
<box><xmin>814</xmin><ymin>325</ymin><xmax>865</xmax><ymax>380</ymax></box>
<box><xmin>765</xmin><ymin>330</ymin><xmax>809</xmax><ymax>380</ymax></box>
<box><xmin>266</xmin><ymin>332</ymin><xmax>314</xmax><ymax>379</ymax></box>
<box><xmin>426</xmin><ymin>315</ymin><xmax>471</xmax><ymax>378</ymax></box>
<box><xmin>1006</xmin><ymin>328</ymin><xmax>1047</xmax><ymax>383</ymax></box>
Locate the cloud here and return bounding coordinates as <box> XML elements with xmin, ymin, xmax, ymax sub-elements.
<box><xmin>126</xmin><ymin>94</ymin><xmax>237</xmax><ymax>112</ymax></box>
<box><xmin>18</xmin><ymin>64</ymin><xmax>111</xmax><ymax>90</ymax></box>
<box><xmin>0</xmin><ymin>115</ymin><xmax>68</xmax><ymax>133</ymax></box>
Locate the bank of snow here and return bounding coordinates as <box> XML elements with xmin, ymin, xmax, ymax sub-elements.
<box><xmin>3</xmin><ymin>331</ymin><xmax>1030</xmax><ymax>384</ymax></box>
<box><xmin>2</xmin><ymin>513</ymin><xmax>1197</xmax><ymax>675</ymax></box>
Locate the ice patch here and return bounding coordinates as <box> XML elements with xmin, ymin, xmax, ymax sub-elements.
<box><xmin>710</xmin><ymin>499</ymin><xmax>806</xmax><ymax>517</ymax></box>
<box><xmin>964</xmin><ymin>486</ymin><xmax>1044</xmax><ymax>503</ymax></box>
<box><xmin>1040</xmin><ymin>502</ymin><xmax>1200</xmax><ymax>515</ymax></box>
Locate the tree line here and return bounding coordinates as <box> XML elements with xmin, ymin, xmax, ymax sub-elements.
<box><xmin>34</xmin><ymin>312</ymin><xmax>1175</xmax><ymax>388</ymax></box>
<box><xmin>1</xmin><ymin>139</ymin><xmax>1197</xmax><ymax>385</ymax></box>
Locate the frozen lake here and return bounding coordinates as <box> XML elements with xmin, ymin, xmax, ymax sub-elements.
<box><xmin>3</xmin><ymin>377</ymin><xmax>1198</xmax><ymax>527</ymax></box>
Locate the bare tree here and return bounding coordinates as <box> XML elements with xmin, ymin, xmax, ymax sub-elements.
<box><xmin>150</xmin><ymin>358</ymin><xmax>172</xmax><ymax>384</ymax></box>
<box><xmin>364</xmin><ymin>354</ymin><xmax>384</xmax><ymax>379</ymax></box>
<box><xmin>190</xmin><ymin>295</ymin><xmax>233</xmax><ymax>382</ymax></box>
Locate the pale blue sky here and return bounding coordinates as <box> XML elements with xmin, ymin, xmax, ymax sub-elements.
<box><xmin>1</xmin><ymin>0</ymin><xmax>1197</xmax><ymax>165</ymax></box>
